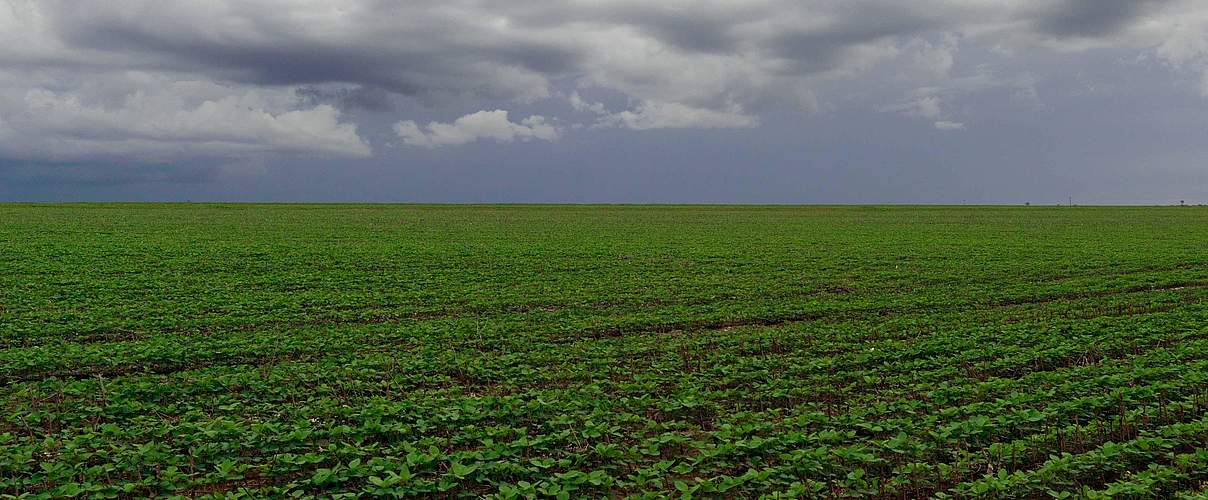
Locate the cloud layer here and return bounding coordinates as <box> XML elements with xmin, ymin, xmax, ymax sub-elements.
<box><xmin>2</xmin><ymin>0</ymin><xmax>1208</xmax><ymax>167</ymax></box>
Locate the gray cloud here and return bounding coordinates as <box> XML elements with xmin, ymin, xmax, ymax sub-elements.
<box><xmin>296</xmin><ymin>85</ymin><xmax>396</xmax><ymax>112</ymax></box>
<box><xmin>1033</xmin><ymin>0</ymin><xmax>1169</xmax><ymax>38</ymax></box>
<box><xmin>1</xmin><ymin>0</ymin><xmax>1207</xmax><ymax>203</ymax></box>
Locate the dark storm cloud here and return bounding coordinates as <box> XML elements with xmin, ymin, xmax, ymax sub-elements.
<box><xmin>296</xmin><ymin>85</ymin><xmax>397</xmax><ymax>113</ymax></box>
<box><xmin>1034</xmin><ymin>0</ymin><xmax>1169</xmax><ymax>38</ymax></box>
<box><xmin>40</xmin><ymin>2</ymin><xmax>583</xmax><ymax>101</ymax></box>
<box><xmin>11</xmin><ymin>1</ymin><xmax>1185</xmax><ymax>113</ymax></box>
<box><xmin>765</xmin><ymin>8</ymin><xmax>946</xmax><ymax>74</ymax></box>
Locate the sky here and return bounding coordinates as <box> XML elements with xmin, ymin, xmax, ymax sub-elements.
<box><xmin>1</xmin><ymin>0</ymin><xmax>1207</xmax><ymax>204</ymax></box>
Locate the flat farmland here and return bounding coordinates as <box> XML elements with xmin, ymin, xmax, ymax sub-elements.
<box><xmin>2</xmin><ymin>204</ymin><xmax>1207</xmax><ymax>498</ymax></box>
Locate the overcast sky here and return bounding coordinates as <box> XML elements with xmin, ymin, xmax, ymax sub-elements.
<box><xmin>2</xmin><ymin>0</ymin><xmax>1207</xmax><ymax>203</ymax></box>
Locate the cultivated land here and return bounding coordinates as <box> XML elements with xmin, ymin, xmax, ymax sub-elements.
<box><xmin>2</xmin><ymin>204</ymin><xmax>1207</xmax><ymax>498</ymax></box>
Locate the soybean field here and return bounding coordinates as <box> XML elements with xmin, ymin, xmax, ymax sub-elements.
<box><xmin>2</xmin><ymin>204</ymin><xmax>1207</xmax><ymax>498</ymax></box>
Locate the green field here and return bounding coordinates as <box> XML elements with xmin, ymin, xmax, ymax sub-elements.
<box><xmin>2</xmin><ymin>204</ymin><xmax>1207</xmax><ymax>498</ymax></box>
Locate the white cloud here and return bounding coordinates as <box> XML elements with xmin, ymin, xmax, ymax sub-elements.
<box><xmin>394</xmin><ymin>110</ymin><xmax>559</xmax><ymax>148</ymax></box>
<box><xmin>907</xmin><ymin>35</ymin><xmax>959</xmax><ymax>81</ymax></box>
<box><xmin>909</xmin><ymin>96</ymin><xmax>945</xmax><ymax>121</ymax></box>
<box><xmin>933</xmin><ymin>120</ymin><xmax>966</xmax><ymax>130</ymax></box>
<box><xmin>566</xmin><ymin>93</ymin><xmax>757</xmax><ymax>130</ymax></box>
<box><xmin>0</xmin><ymin>75</ymin><xmax>369</xmax><ymax>163</ymax></box>
<box><xmin>596</xmin><ymin>101</ymin><xmax>758</xmax><ymax>130</ymax></box>
<box><xmin>568</xmin><ymin>92</ymin><xmax>608</xmax><ymax>116</ymax></box>
<box><xmin>881</xmin><ymin>93</ymin><xmax>948</xmax><ymax>121</ymax></box>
